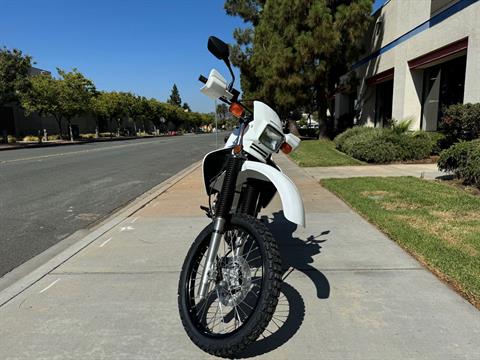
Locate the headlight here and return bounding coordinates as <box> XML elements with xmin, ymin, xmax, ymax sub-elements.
<box><xmin>259</xmin><ymin>125</ymin><xmax>284</xmax><ymax>152</ymax></box>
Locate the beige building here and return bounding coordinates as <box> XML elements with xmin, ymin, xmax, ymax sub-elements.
<box><xmin>0</xmin><ymin>67</ymin><xmax>101</xmax><ymax>139</ymax></box>
<box><xmin>335</xmin><ymin>0</ymin><xmax>480</xmax><ymax>131</ymax></box>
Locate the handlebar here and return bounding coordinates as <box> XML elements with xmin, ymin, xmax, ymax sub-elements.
<box><xmin>198</xmin><ymin>74</ymin><xmax>252</xmax><ymax>115</ymax></box>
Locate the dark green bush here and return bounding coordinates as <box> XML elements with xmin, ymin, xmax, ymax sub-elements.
<box><xmin>428</xmin><ymin>132</ymin><xmax>447</xmax><ymax>155</ymax></box>
<box><xmin>335</xmin><ymin>127</ymin><xmax>433</xmax><ymax>163</ymax></box>
<box><xmin>438</xmin><ymin>140</ymin><xmax>480</xmax><ymax>186</ymax></box>
<box><xmin>334</xmin><ymin>126</ymin><xmax>372</xmax><ymax>151</ymax></box>
<box><xmin>440</xmin><ymin>103</ymin><xmax>480</xmax><ymax>143</ymax></box>
<box><xmin>348</xmin><ymin>133</ymin><xmax>402</xmax><ymax>163</ymax></box>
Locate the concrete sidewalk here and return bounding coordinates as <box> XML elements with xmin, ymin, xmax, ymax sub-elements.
<box><xmin>304</xmin><ymin>163</ymin><xmax>446</xmax><ymax>180</ymax></box>
<box><xmin>0</xmin><ymin>155</ymin><xmax>478</xmax><ymax>359</ymax></box>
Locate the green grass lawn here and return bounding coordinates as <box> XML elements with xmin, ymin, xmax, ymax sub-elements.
<box><xmin>321</xmin><ymin>176</ymin><xmax>480</xmax><ymax>308</ymax></box>
<box><xmin>289</xmin><ymin>139</ymin><xmax>364</xmax><ymax>167</ymax></box>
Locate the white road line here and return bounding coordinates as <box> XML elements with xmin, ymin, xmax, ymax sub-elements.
<box><xmin>99</xmin><ymin>237</ymin><xmax>113</xmax><ymax>248</ymax></box>
<box><xmin>130</xmin><ymin>217</ymin><xmax>139</xmax><ymax>224</ymax></box>
<box><xmin>39</xmin><ymin>279</ymin><xmax>60</xmax><ymax>294</ymax></box>
<box><xmin>120</xmin><ymin>226</ymin><xmax>134</xmax><ymax>232</ymax></box>
<box><xmin>0</xmin><ymin>140</ymin><xmax>164</xmax><ymax>165</ymax></box>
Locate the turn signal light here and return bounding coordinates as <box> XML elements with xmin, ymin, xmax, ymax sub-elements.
<box><xmin>229</xmin><ymin>102</ymin><xmax>244</xmax><ymax>118</ymax></box>
<box><xmin>281</xmin><ymin>142</ymin><xmax>293</xmax><ymax>154</ymax></box>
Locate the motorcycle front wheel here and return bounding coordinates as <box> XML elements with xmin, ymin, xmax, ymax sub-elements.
<box><xmin>177</xmin><ymin>214</ymin><xmax>282</xmax><ymax>358</ymax></box>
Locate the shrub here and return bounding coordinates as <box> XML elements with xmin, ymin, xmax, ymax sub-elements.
<box><xmin>399</xmin><ymin>132</ymin><xmax>432</xmax><ymax>160</ymax></box>
<box><xmin>334</xmin><ymin>126</ymin><xmax>372</xmax><ymax>151</ymax></box>
<box><xmin>7</xmin><ymin>135</ymin><xmax>16</xmax><ymax>144</ymax></box>
<box><xmin>336</xmin><ymin>127</ymin><xmax>433</xmax><ymax>163</ymax></box>
<box><xmin>440</xmin><ymin>103</ymin><xmax>480</xmax><ymax>143</ymax></box>
<box><xmin>426</xmin><ymin>132</ymin><xmax>446</xmax><ymax>155</ymax></box>
<box><xmin>22</xmin><ymin>135</ymin><xmax>39</xmax><ymax>142</ymax></box>
<box><xmin>438</xmin><ymin>140</ymin><xmax>480</xmax><ymax>186</ymax></box>
<box><xmin>390</xmin><ymin>118</ymin><xmax>413</xmax><ymax>135</ymax></box>
<box><xmin>80</xmin><ymin>133</ymin><xmax>96</xmax><ymax>139</ymax></box>
<box><xmin>47</xmin><ymin>134</ymin><xmax>61</xmax><ymax>141</ymax></box>
<box><xmin>348</xmin><ymin>133</ymin><xmax>402</xmax><ymax>163</ymax></box>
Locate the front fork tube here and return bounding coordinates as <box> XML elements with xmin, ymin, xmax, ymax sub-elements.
<box><xmin>197</xmin><ymin>217</ymin><xmax>225</xmax><ymax>299</ymax></box>
<box><xmin>197</xmin><ymin>155</ymin><xmax>243</xmax><ymax>300</ymax></box>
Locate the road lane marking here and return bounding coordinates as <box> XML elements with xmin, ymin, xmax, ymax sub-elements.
<box><xmin>0</xmin><ymin>139</ymin><xmax>169</xmax><ymax>165</ymax></box>
<box><xmin>99</xmin><ymin>237</ymin><xmax>113</xmax><ymax>248</ymax></box>
<box><xmin>39</xmin><ymin>279</ymin><xmax>60</xmax><ymax>293</ymax></box>
<box><xmin>131</xmin><ymin>217</ymin><xmax>139</xmax><ymax>224</ymax></box>
<box><xmin>120</xmin><ymin>226</ymin><xmax>134</xmax><ymax>232</ymax></box>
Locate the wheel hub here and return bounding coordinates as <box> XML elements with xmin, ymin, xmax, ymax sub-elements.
<box><xmin>217</xmin><ymin>256</ymin><xmax>252</xmax><ymax>306</ymax></box>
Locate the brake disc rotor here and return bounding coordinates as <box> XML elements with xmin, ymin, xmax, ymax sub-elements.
<box><xmin>217</xmin><ymin>256</ymin><xmax>252</xmax><ymax>307</ymax></box>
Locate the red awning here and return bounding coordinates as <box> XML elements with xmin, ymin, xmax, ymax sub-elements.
<box><xmin>366</xmin><ymin>68</ymin><xmax>394</xmax><ymax>86</ymax></box>
<box><xmin>408</xmin><ymin>37</ymin><xmax>468</xmax><ymax>69</ymax></box>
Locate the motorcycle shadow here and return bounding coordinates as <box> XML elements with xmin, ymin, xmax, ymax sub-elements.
<box><xmin>237</xmin><ymin>211</ymin><xmax>330</xmax><ymax>358</ymax></box>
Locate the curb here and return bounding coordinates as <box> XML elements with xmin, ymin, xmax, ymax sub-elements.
<box><xmin>0</xmin><ymin>160</ymin><xmax>202</xmax><ymax>307</ymax></box>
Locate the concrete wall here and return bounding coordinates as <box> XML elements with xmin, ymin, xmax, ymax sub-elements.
<box><xmin>337</xmin><ymin>0</ymin><xmax>480</xmax><ymax>130</ymax></box>
<box><xmin>12</xmin><ymin>107</ymin><xmax>99</xmax><ymax>138</ymax></box>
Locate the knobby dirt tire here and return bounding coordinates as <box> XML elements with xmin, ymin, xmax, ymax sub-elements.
<box><xmin>177</xmin><ymin>214</ymin><xmax>282</xmax><ymax>358</ymax></box>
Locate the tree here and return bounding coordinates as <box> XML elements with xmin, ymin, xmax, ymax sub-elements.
<box><xmin>91</xmin><ymin>92</ymin><xmax>126</xmax><ymax>137</ymax></box>
<box><xmin>22</xmin><ymin>68</ymin><xmax>95</xmax><ymax>140</ymax></box>
<box><xmin>120</xmin><ymin>92</ymin><xmax>144</xmax><ymax>135</ymax></box>
<box><xmin>21</xmin><ymin>73</ymin><xmax>63</xmax><ymax>136</ymax></box>
<box><xmin>57</xmin><ymin>69</ymin><xmax>96</xmax><ymax>140</ymax></box>
<box><xmin>225</xmin><ymin>0</ymin><xmax>373</xmax><ymax>137</ymax></box>
<box><xmin>90</xmin><ymin>92</ymin><xmax>108</xmax><ymax>137</ymax></box>
<box><xmin>0</xmin><ymin>48</ymin><xmax>32</xmax><ymax>108</ymax></box>
<box><xmin>167</xmin><ymin>83</ymin><xmax>182</xmax><ymax>107</ymax></box>
<box><xmin>182</xmin><ymin>102</ymin><xmax>191</xmax><ymax>112</ymax></box>
<box><xmin>216</xmin><ymin>103</ymin><xmax>228</xmax><ymax>119</ymax></box>
<box><xmin>224</xmin><ymin>1</ymin><xmax>265</xmax><ymax>99</ymax></box>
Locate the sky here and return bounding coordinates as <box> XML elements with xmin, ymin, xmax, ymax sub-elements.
<box><xmin>372</xmin><ymin>0</ymin><xmax>387</xmax><ymax>13</ymax></box>
<box><xmin>1</xmin><ymin>0</ymin><xmax>245</xmax><ymax>113</ymax></box>
<box><xmin>2</xmin><ymin>0</ymin><xmax>382</xmax><ymax>113</ymax></box>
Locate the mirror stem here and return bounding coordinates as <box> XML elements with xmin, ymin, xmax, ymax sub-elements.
<box><xmin>224</xmin><ymin>60</ymin><xmax>235</xmax><ymax>92</ymax></box>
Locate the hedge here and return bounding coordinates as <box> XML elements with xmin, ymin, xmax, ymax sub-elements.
<box><xmin>438</xmin><ymin>139</ymin><xmax>480</xmax><ymax>187</ymax></box>
<box><xmin>440</xmin><ymin>103</ymin><xmax>480</xmax><ymax>150</ymax></box>
<box><xmin>334</xmin><ymin>127</ymin><xmax>434</xmax><ymax>163</ymax></box>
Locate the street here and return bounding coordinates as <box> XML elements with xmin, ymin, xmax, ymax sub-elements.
<box><xmin>0</xmin><ymin>134</ymin><xmax>218</xmax><ymax>278</ymax></box>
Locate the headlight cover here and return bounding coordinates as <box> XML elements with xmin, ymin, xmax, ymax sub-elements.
<box><xmin>259</xmin><ymin>125</ymin><xmax>284</xmax><ymax>152</ymax></box>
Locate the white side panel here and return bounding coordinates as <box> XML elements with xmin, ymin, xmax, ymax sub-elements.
<box><xmin>241</xmin><ymin>160</ymin><xmax>305</xmax><ymax>227</ymax></box>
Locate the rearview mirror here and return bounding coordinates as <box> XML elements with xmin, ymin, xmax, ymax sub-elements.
<box><xmin>208</xmin><ymin>36</ymin><xmax>230</xmax><ymax>62</ymax></box>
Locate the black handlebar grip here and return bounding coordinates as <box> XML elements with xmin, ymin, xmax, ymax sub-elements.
<box><xmin>199</xmin><ymin>75</ymin><xmax>208</xmax><ymax>84</ymax></box>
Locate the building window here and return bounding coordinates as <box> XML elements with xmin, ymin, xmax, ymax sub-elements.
<box><xmin>430</xmin><ymin>0</ymin><xmax>460</xmax><ymax>16</ymax></box>
<box><xmin>420</xmin><ymin>55</ymin><xmax>466</xmax><ymax>130</ymax></box>
<box><xmin>374</xmin><ymin>80</ymin><xmax>393</xmax><ymax>127</ymax></box>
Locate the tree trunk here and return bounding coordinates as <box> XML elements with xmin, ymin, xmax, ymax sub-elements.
<box><xmin>108</xmin><ymin>118</ymin><xmax>113</xmax><ymax>138</ymax></box>
<box><xmin>54</xmin><ymin>115</ymin><xmax>63</xmax><ymax>140</ymax></box>
<box><xmin>66</xmin><ymin>119</ymin><xmax>73</xmax><ymax>142</ymax></box>
<box><xmin>287</xmin><ymin>119</ymin><xmax>301</xmax><ymax>137</ymax></box>
<box><xmin>316</xmin><ymin>90</ymin><xmax>328</xmax><ymax>139</ymax></box>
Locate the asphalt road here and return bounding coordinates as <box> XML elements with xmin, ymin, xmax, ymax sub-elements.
<box><xmin>0</xmin><ymin>134</ymin><xmax>219</xmax><ymax>277</ymax></box>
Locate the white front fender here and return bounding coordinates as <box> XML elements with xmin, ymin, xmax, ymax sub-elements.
<box><xmin>241</xmin><ymin>161</ymin><xmax>305</xmax><ymax>227</ymax></box>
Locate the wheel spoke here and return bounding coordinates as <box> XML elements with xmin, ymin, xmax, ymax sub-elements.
<box><xmin>185</xmin><ymin>222</ymin><xmax>267</xmax><ymax>336</ymax></box>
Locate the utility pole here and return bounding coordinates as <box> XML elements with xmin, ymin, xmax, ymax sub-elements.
<box><xmin>214</xmin><ymin>99</ymin><xmax>218</xmax><ymax>148</ymax></box>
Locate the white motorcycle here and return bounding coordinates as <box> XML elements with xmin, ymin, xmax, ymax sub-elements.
<box><xmin>177</xmin><ymin>36</ymin><xmax>305</xmax><ymax>357</ymax></box>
